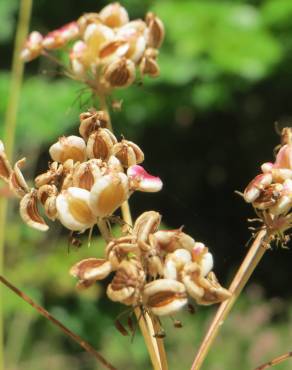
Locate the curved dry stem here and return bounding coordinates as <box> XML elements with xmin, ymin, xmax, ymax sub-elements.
<box><xmin>254</xmin><ymin>350</ymin><xmax>292</xmax><ymax>370</ymax></box>
<box><xmin>191</xmin><ymin>229</ymin><xmax>272</xmax><ymax>370</ymax></box>
<box><xmin>0</xmin><ymin>275</ymin><xmax>116</xmax><ymax>370</ymax></box>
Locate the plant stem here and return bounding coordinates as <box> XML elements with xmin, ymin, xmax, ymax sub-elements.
<box><xmin>0</xmin><ymin>0</ymin><xmax>33</xmax><ymax>369</ymax></box>
<box><xmin>254</xmin><ymin>350</ymin><xmax>292</xmax><ymax>370</ymax></box>
<box><xmin>191</xmin><ymin>228</ymin><xmax>272</xmax><ymax>370</ymax></box>
<box><xmin>0</xmin><ymin>275</ymin><xmax>116</xmax><ymax>370</ymax></box>
<box><xmin>98</xmin><ymin>94</ymin><xmax>168</xmax><ymax>370</ymax></box>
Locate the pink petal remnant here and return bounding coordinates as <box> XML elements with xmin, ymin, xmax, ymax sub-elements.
<box><xmin>127</xmin><ymin>165</ymin><xmax>162</xmax><ymax>192</ymax></box>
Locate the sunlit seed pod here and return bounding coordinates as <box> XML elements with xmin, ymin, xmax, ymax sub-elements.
<box><xmin>99</xmin><ymin>2</ymin><xmax>129</xmax><ymax>28</ymax></box>
<box><xmin>140</xmin><ymin>52</ymin><xmax>160</xmax><ymax>77</ymax></box>
<box><xmin>152</xmin><ymin>229</ymin><xmax>195</xmax><ymax>253</ymax></box>
<box><xmin>20</xmin><ymin>190</ymin><xmax>49</xmax><ymax>231</ymax></box>
<box><xmin>77</xmin><ymin>12</ymin><xmax>101</xmax><ymax>34</ymax></box>
<box><xmin>89</xmin><ymin>172</ymin><xmax>129</xmax><ymax>217</ymax></box>
<box><xmin>107</xmin><ymin>155</ymin><xmax>124</xmax><ymax>173</ymax></box>
<box><xmin>72</xmin><ymin>160</ymin><xmax>101</xmax><ymax>191</ymax></box>
<box><xmin>9</xmin><ymin>158</ymin><xmax>30</xmax><ymax>198</ymax></box>
<box><xmin>181</xmin><ymin>262</ymin><xmax>205</xmax><ymax>301</ymax></box>
<box><xmin>132</xmin><ymin>211</ymin><xmax>161</xmax><ymax>243</ymax></box>
<box><xmin>99</xmin><ymin>40</ymin><xmax>129</xmax><ymax>63</ymax></box>
<box><xmin>243</xmin><ymin>173</ymin><xmax>273</xmax><ymax>203</ymax></box>
<box><xmin>79</xmin><ymin>109</ymin><xmax>109</xmax><ymax>141</ymax></box>
<box><xmin>20</xmin><ymin>31</ymin><xmax>43</xmax><ymax>62</ymax></box>
<box><xmin>0</xmin><ymin>141</ymin><xmax>12</xmax><ymax>182</ymax></box>
<box><xmin>145</xmin><ymin>12</ymin><xmax>165</xmax><ymax>49</ymax></box>
<box><xmin>117</xmin><ymin>21</ymin><xmax>147</xmax><ymax>62</ymax></box>
<box><xmin>274</xmin><ymin>144</ymin><xmax>292</xmax><ymax>169</ymax></box>
<box><xmin>49</xmin><ymin>136</ymin><xmax>87</xmax><ymax>163</ymax></box>
<box><xmin>70</xmin><ymin>258</ymin><xmax>112</xmax><ymax>285</ymax></box>
<box><xmin>104</xmin><ymin>58</ymin><xmax>136</xmax><ymax>88</ymax></box>
<box><xmin>44</xmin><ymin>195</ymin><xmax>57</xmax><ymax>220</ymax></box>
<box><xmin>37</xmin><ymin>184</ymin><xmax>58</xmax><ymax>205</ymax></box>
<box><xmin>271</xmin><ymin>168</ymin><xmax>292</xmax><ymax>182</ymax></box>
<box><xmin>87</xmin><ymin>128</ymin><xmax>117</xmax><ymax>161</ymax></box>
<box><xmin>143</xmin><ymin>279</ymin><xmax>188</xmax><ymax>316</ymax></box>
<box><xmin>60</xmin><ymin>159</ymin><xmax>76</xmax><ymax>191</ymax></box>
<box><xmin>163</xmin><ymin>249</ymin><xmax>192</xmax><ymax>280</ymax></box>
<box><xmin>147</xmin><ymin>255</ymin><xmax>164</xmax><ymax>278</ymax></box>
<box><xmin>127</xmin><ymin>165</ymin><xmax>163</xmax><ymax>192</ymax></box>
<box><xmin>261</xmin><ymin>162</ymin><xmax>274</xmax><ymax>173</ymax></box>
<box><xmin>56</xmin><ymin>187</ymin><xmax>96</xmax><ymax>231</ymax></box>
<box><xmin>191</xmin><ymin>243</ymin><xmax>214</xmax><ymax>277</ymax></box>
<box><xmin>112</xmin><ymin>140</ymin><xmax>144</xmax><ymax>168</ymax></box>
<box><xmin>34</xmin><ymin>162</ymin><xmax>63</xmax><ymax>188</ymax></box>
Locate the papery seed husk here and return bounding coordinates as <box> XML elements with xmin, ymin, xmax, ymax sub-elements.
<box><xmin>99</xmin><ymin>3</ymin><xmax>129</xmax><ymax>28</ymax></box>
<box><xmin>133</xmin><ymin>211</ymin><xmax>161</xmax><ymax>243</ymax></box>
<box><xmin>79</xmin><ymin>110</ymin><xmax>109</xmax><ymax>140</ymax></box>
<box><xmin>104</xmin><ymin>58</ymin><xmax>136</xmax><ymax>88</ymax></box>
<box><xmin>20</xmin><ymin>190</ymin><xmax>49</xmax><ymax>231</ymax></box>
<box><xmin>87</xmin><ymin>128</ymin><xmax>117</xmax><ymax>161</ymax></box>
<box><xmin>112</xmin><ymin>140</ymin><xmax>144</xmax><ymax>168</ymax></box>
<box><xmin>9</xmin><ymin>158</ymin><xmax>30</xmax><ymax>198</ymax></box>
<box><xmin>145</xmin><ymin>12</ymin><xmax>165</xmax><ymax>49</ymax></box>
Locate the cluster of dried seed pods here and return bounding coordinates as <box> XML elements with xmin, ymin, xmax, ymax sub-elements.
<box><xmin>21</xmin><ymin>2</ymin><xmax>164</xmax><ymax>91</ymax></box>
<box><xmin>244</xmin><ymin>127</ymin><xmax>292</xmax><ymax>233</ymax></box>
<box><xmin>0</xmin><ymin>109</ymin><xmax>162</xmax><ymax>233</ymax></box>
<box><xmin>71</xmin><ymin>211</ymin><xmax>231</xmax><ymax>316</ymax></box>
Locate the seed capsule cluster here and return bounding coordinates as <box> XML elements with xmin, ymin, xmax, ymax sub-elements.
<box><xmin>0</xmin><ymin>109</ymin><xmax>162</xmax><ymax>232</ymax></box>
<box><xmin>21</xmin><ymin>3</ymin><xmax>164</xmax><ymax>91</ymax></box>
<box><xmin>244</xmin><ymin>128</ymin><xmax>292</xmax><ymax>232</ymax></box>
<box><xmin>71</xmin><ymin>211</ymin><xmax>231</xmax><ymax>316</ymax></box>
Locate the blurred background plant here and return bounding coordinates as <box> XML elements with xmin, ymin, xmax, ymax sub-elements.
<box><xmin>1</xmin><ymin>0</ymin><xmax>292</xmax><ymax>369</ymax></box>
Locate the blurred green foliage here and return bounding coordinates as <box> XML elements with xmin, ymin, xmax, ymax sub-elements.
<box><xmin>2</xmin><ymin>0</ymin><xmax>292</xmax><ymax>369</ymax></box>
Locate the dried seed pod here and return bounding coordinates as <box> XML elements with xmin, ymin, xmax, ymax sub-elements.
<box><xmin>191</xmin><ymin>243</ymin><xmax>214</xmax><ymax>277</ymax></box>
<box><xmin>70</xmin><ymin>41</ymin><xmax>88</xmax><ymax>77</ymax></box>
<box><xmin>20</xmin><ymin>190</ymin><xmax>49</xmax><ymax>231</ymax></box>
<box><xmin>107</xmin><ymin>155</ymin><xmax>124</xmax><ymax>173</ymax></box>
<box><xmin>243</xmin><ymin>173</ymin><xmax>273</xmax><ymax>203</ymax></box>
<box><xmin>34</xmin><ymin>162</ymin><xmax>63</xmax><ymax>188</ymax></box>
<box><xmin>49</xmin><ymin>136</ymin><xmax>87</xmax><ymax>163</ymax></box>
<box><xmin>106</xmin><ymin>236</ymin><xmax>138</xmax><ymax>269</ymax></box>
<box><xmin>37</xmin><ymin>184</ymin><xmax>58</xmax><ymax>220</ymax></box>
<box><xmin>127</xmin><ymin>165</ymin><xmax>163</xmax><ymax>192</ymax></box>
<box><xmin>89</xmin><ymin>172</ymin><xmax>129</xmax><ymax>217</ymax></box>
<box><xmin>143</xmin><ymin>279</ymin><xmax>188</xmax><ymax>316</ymax></box>
<box><xmin>20</xmin><ymin>31</ymin><xmax>43</xmax><ymax>62</ymax></box>
<box><xmin>196</xmin><ymin>272</ymin><xmax>232</xmax><ymax>306</ymax></box>
<box><xmin>104</xmin><ymin>58</ymin><xmax>136</xmax><ymax>88</ymax></box>
<box><xmin>140</xmin><ymin>48</ymin><xmax>160</xmax><ymax>77</ymax></box>
<box><xmin>112</xmin><ymin>140</ymin><xmax>144</xmax><ymax>168</ymax></box>
<box><xmin>79</xmin><ymin>109</ymin><xmax>109</xmax><ymax>141</ymax></box>
<box><xmin>70</xmin><ymin>258</ymin><xmax>112</xmax><ymax>289</ymax></box>
<box><xmin>43</xmin><ymin>22</ymin><xmax>79</xmax><ymax>49</ymax></box>
<box><xmin>107</xmin><ymin>259</ymin><xmax>144</xmax><ymax>305</ymax></box>
<box><xmin>99</xmin><ymin>40</ymin><xmax>129</xmax><ymax>62</ymax></box>
<box><xmin>73</xmin><ymin>160</ymin><xmax>101</xmax><ymax>191</ymax></box>
<box><xmin>99</xmin><ymin>3</ymin><xmax>129</xmax><ymax>28</ymax></box>
<box><xmin>56</xmin><ymin>187</ymin><xmax>96</xmax><ymax>231</ymax></box>
<box><xmin>87</xmin><ymin>128</ymin><xmax>117</xmax><ymax>161</ymax></box>
<box><xmin>117</xmin><ymin>20</ymin><xmax>147</xmax><ymax>62</ymax></box>
<box><xmin>145</xmin><ymin>12</ymin><xmax>165</xmax><ymax>49</ymax></box>
<box><xmin>132</xmin><ymin>211</ymin><xmax>161</xmax><ymax>243</ymax></box>
<box><xmin>9</xmin><ymin>158</ymin><xmax>30</xmax><ymax>198</ymax></box>
<box><xmin>147</xmin><ymin>255</ymin><xmax>164</xmax><ymax>278</ymax></box>
<box><xmin>163</xmin><ymin>249</ymin><xmax>192</xmax><ymax>280</ymax></box>
<box><xmin>0</xmin><ymin>141</ymin><xmax>12</xmax><ymax>182</ymax></box>
<box><xmin>274</xmin><ymin>144</ymin><xmax>292</xmax><ymax>169</ymax></box>
<box><xmin>77</xmin><ymin>12</ymin><xmax>101</xmax><ymax>34</ymax></box>
<box><xmin>151</xmin><ymin>229</ymin><xmax>195</xmax><ymax>253</ymax></box>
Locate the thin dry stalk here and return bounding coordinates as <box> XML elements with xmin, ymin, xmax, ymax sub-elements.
<box><xmin>0</xmin><ymin>275</ymin><xmax>116</xmax><ymax>370</ymax></box>
<box><xmin>0</xmin><ymin>0</ymin><xmax>33</xmax><ymax>368</ymax></box>
<box><xmin>98</xmin><ymin>94</ymin><xmax>168</xmax><ymax>370</ymax></box>
<box><xmin>191</xmin><ymin>228</ymin><xmax>272</xmax><ymax>370</ymax></box>
<box><xmin>254</xmin><ymin>351</ymin><xmax>292</xmax><ymax>370</ymax></box>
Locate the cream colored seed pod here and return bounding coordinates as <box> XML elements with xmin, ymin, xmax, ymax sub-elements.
<box><xmin>163</xmin><ymin>249</ymin><xmax>192</xmax><ymax>280</ymax></box>
<box><xmin>145</xmin><ymin>12</ymin><xmax>165</xmax><ymax>49</ymax></box>
<box><xmin>72</xmin><ymin>160</ymin><xmax>101</xmax><ymax>191</ymax></box>
<box><xmin>87</xmin><ymin>128</ymin><xmax>117</xmax><ymax>161</ymax></box>
<box><xmin>192</xmin><ymin>243</ymin><xmax>214</xmax><ymax>277</ymax></box>
<box><xmin>112</xmin><ymin>139</ymin><xmax>144</xmax><ymax>168</ymax></box>
<box><xmin>9</xmin><ymin>158</ymin><xmax>30</xmax><ymax>198</ymax></box>
<box><xmin>99</xmin><ymin>2</ymin><xmax>129</xmax><ymax>28</ymax></box>
<box><xmin>107</xmin><ymin>155</ymin><xmax>124</xmax><ymax>173</ymax></box>
<box><xmin>79</xmin><ymin>109</ymin><xmax>109</xmax><ymax>141</ymax></box>
<box><xmin>0</xmin><ymin>140</ymin><xmax>12</xmax><ymax>182</ymax></box>
<box><xmin>89</xmin><ymin>172</ymin><xmax>129</xmax><ymax>217</ymax></box>
<box><xmin>20</xmin><ymin>190</ymin><xmax>49</xmax><ymax>231</ymax></box>
<box><xmin>56</xmin><ymin>187</ymin><xmax>96</xmax><ymax>232</ymax></box>
<box><xmin>70</xmin><ymin>258</ymin><xmax>112</xmax><ymax>289</ymax></box>
<box><xmin>104</xmin><ymin>58</ymin><xmax>136</xmax><ymax>88</ymax></box>
<box><xmin>106</xmin><ymin>236</ymin><xmax>139</xmax><ymax>270</ymax></box>
<box><xmin>99</xmin><ymin>40</ymin><xmax>129</xmax><ymax>63</ymax></box>
<box><xmin>37</xmin><ymin>184</ymin><xmax>58</xmax><ymax>221</ymax></box>
<box><xmin>132</xmin><ymin>210</ymin><xmax>161</xmax><ymax>243</ymax></box>
<box><xmin>77</xmin><ymin>12</ymin><xmax>101</xmax><ymax>34</ymax></box>
<box><xmin>152</xmin><ymin>229</ymin><xmax>195</xmax><ymax>253</ymax></box>
<box><xmin>143</xmin><ymin>279</ymin><xmax>188</xmax><ymax>316</ymax></box>
<box><xmin>49</xmin><ymin>135</ymin><xmax>87</xmax><ymax>163</ymax></box>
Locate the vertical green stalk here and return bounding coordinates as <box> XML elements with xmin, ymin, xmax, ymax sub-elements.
<box><xmin>0</xmin><ymin>0</ymin><xmax>33</xmax><ymax>369</ymax></box>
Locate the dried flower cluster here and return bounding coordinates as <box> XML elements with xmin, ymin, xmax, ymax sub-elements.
<box><xmin>21</xmin><ymin>2</ymin><xmax>164</xmax><ymax>92</ymax></box>
<box><xmin>71</xmin><ymin>211</ymin><xmax>231</xmax><ymax>316</ymax></box>
<box><xmin>0</xmin><ymin>109</ymin><xmax>162</xmax><ymax>233</ymax></box>
<box><xmin>244</xmin><ymin>127</ymin><xmax>292</xmax><ymax>234</ymax></box>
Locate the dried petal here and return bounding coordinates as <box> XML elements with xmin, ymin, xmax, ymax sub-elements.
<box><xmin>87</xmin><ymin>128</ymin><xmax>117</xmax><ymax>161</ymax></box>
<box><xmin>49</xmin><ymin>136</ymin><xmax>87</xmax><ymax>163</ymax></box>
<box><xmin>20</xmin><ymin>190</ymin><xmax>49</xmax><ymax>231</ymax></box>
<box><xmin>56</xmin><ymin>187</ymin><xmax>96</xmax><ymax>231</ymax></box>
<box><xmin>89</xmin><ymin>173</ymin><xmax>129</xmax><ymax>217</ymax></box>
<box><xmin>9</xmin><ymin>158</ymin><xmax>29</xmax><ymax>198</ymax></box>
<box><xmin>127</xmin><ymin>165</ymin><xmax>162</xmax><ymax>192</ymax></box>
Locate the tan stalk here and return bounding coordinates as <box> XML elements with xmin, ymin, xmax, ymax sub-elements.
<box><xmin>98</xmin><ymin>94</ymin><xmax>168</xmax><ymax>370</ymax></box>
<box><xmin>0</xmin><ymin>0</ymin><xmax>33</xmax><ymax>369</ymax></box>
<box><xmin>254</xmin><ymin>350</ymin><xmax>292</xmax><ymax>370</ymax></box>
<box><xmin>191</xmin><ymin>228</ymin><xmax>273</xmax><ymax>370</ymax></box>
<box><xmin>0</xmin><ymin>275</ymin><xmax>116</xmax><ymax>370</ymax></box>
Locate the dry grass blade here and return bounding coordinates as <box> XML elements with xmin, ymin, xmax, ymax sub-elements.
<box><xmin>254</xmin><ymin>351</ymin><xmax>292</xmax><ymax>370</ymax></box>
<box><xmin>191</xmin><ymin>229</ymin><xmax>272</xmax><ymax>370</ymax></box>
<box><xmin>0</xmin><ymin>275</ymin><xmax>117</xmax><ymax>370</ymax></box>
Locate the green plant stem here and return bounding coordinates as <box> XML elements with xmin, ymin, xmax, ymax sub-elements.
<box><xmin>0</xmin><ymin>275</ymin><xmax>116</xmax><ymax>370</ymax></box>
<box><xmin>0</xmin><ymin>1</ymin><xmax>33</xmax><ymax>369</ymax></box>
<box><xmin>191</xmin><ymin>228</ymin><xmax>272</xmax><ymax>370</ymax></box>
<box><xmin>98</xmin><ymin>94</ymin><xmax>168</xmax><ymax>370</ymax></box>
